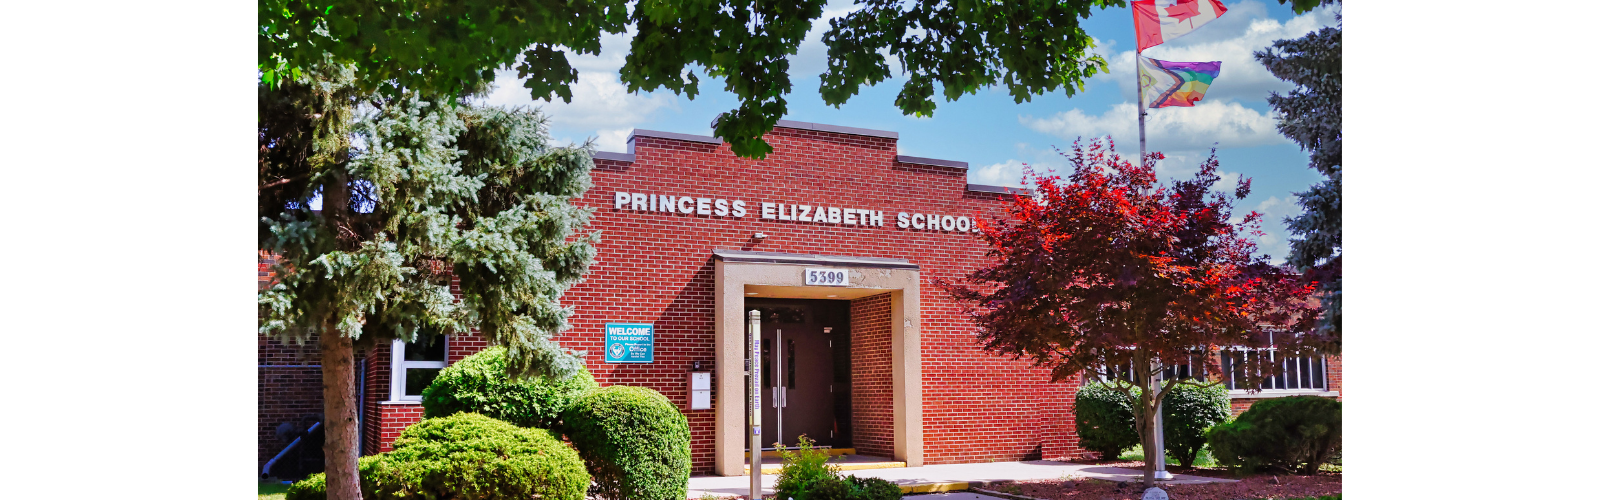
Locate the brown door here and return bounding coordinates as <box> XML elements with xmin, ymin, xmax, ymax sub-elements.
<box><xmin>748</xmin><ymin>300</ymin><xmax>838</xmax><ymax>450</ymax></box>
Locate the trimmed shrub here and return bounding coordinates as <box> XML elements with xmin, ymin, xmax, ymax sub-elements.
<box><xmin>421</xmin><ymin>346</ymin><xmax>598</xmax><ymax>430</ymax></box>
<box><xmin>1160</xmin><ymin>382</ymin><xmax>1232</xmax><ymax>467</ymax></box>
<box><xmin>285</xmin><ymin>413</ymin><xmax>589</xmax><ymax>500</ymax></box>
<box><xmin>562</xmin><ymin>385</ymin><xmax>691</xmax><ymax>500</ymax></box>
<box><xmin>1074</xmin><ymin>382</ymin><xmax>1140</xmax><ymax>460</ymax></box>
<box><xmin>1207</xmin><ymin>396</ymin><xmax>1341</xmax><ymax>474</ymax></box>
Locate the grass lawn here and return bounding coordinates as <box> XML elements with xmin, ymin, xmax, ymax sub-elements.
<box><xmin>1115</xmin><ymin>444</ymin><xmax>1220</xmax><ymax>467</ymax></box>
<box><xmin>259</xmin><ymin>481</ymin><xmax>291</xmax><ymax>500</ymax></box>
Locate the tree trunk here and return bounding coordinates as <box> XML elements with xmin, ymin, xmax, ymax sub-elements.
<box><xmin>321</xmin><ymin>328</ymin><xmax>363</xmax><ymax>500</ymax></box>
<box><xmin>1132</xmin><ymin>358</ymin><xmax>1157</xmax><ymax>489</ymax></box>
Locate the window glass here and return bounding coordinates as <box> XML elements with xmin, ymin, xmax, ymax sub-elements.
<box><xmin>405</xmin><ymin>334</ymin><xmax>446</xmax><ymax>361</ymax></box>
<box><xmin>405</xmin><ymin>368</ymin><xmax>441</xmax><ymax>396</ymax></box>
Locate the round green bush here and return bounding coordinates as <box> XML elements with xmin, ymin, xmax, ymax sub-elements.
<box><xmin>562</xmin><ymin>385</ymin><xmax>691</xmax><ymax>500</ymax></box>
<box><xmin>420</xmin><ymin>346</ymin><xmax>598</xmax><ymax>430</ymax></box>
<box><xmin>1074</xmin><ymin>382</ymin><xmax>1140</xmax><ymax>460</ymax></box>
<box><xmin>1207</xmin><ymin>396</ymin><xmax>1341</xmax><ymax>474</ymax></box>
<box><xmin>285</xmin><ymin>413</ymin><xmax>590</xmax><ymax>500</ymax></box>
<box><xmin>1160</xmin><ymin>382</ymin><xmax>1232</xmax><ymax>467</ymax></box>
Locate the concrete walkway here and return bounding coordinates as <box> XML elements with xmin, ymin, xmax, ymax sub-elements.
<box><xmin>687</xmin><ymin>460</ymin><xmax>1235</xmax><ymax>498</ymax></box>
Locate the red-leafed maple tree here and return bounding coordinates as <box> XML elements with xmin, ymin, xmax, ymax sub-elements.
<box><xmin>942</xmin><ymin>138</ymin><xmax>1329</xmax><ymax>486</ymax></box>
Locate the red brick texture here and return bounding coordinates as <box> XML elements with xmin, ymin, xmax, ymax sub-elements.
<box><xmin>848</xmin><ymin>293</ymin><xmax>894</xmax><ymax>459</ymax></box>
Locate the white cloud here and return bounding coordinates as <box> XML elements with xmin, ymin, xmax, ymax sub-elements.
<box><xmin>1101</xmin><ymin>0</ymin><xmax>1341</xmax><ymax>104</ymax></box>
<box><xmin>482</xmin><ymin>32</ymin><xmax>677</xmax><ymax>151</ymax></box>
<box><xmin>970</xmin><ymin>159</ymin><xmax>1029</xmax><ymax>187</ymax></box>
<box><xmin>1020</xmin><ymin>100</ymin><xmax>1284</xmax><ymax>151</ymax></box>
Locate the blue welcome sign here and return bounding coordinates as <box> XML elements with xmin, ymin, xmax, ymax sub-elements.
<box><xmin>603</xmin><ymin>323</ymin><xmax>655</xmax><ymax>363</ymax></box>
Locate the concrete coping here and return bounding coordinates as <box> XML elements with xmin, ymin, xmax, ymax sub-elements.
<box><xmin>713</xmin><ymin>249</ymin><xmax>919</xmax><ymax>270</ymax></box>
<box><xmin>592</xmin><ymin>151</ymin><xmax>634</xmax><ymax>163</ymax></box>
<box><xmin>774</xmin><ymin>119</ymin><xmax>899</xmax><ymax>139</ymax></box>
<box><xmin>896</xmin><ymin>155</ymin><xmax>968</xmax><ymax>169</ymax></box>
<box><xmin>966</xmin><ymin>184</ymin><xmax>1034</xmax><ymax>196</ymax></box>
<box><xmin>627</xmin><ymin>129</ymin><xmax>723</xmax><ymax>146</ymax></box>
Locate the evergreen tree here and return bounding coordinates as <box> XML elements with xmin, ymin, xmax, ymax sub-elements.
<box><xmin>1257</xmin><ymin>22</ymin><xmax>1341</xmax><ymax>342</ymax></box>
<box><xmin>258</xmin><ymin>66</ymin><xmax>597</xmax><ymax>500</ymax></box>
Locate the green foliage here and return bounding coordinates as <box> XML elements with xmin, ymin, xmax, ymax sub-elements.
<box><xmin>1257</xmin><ymin>21</ymin><xmax>1342</xmax><ymax>342</ymax></box>
<box><xmin>1277</xmin><ymin>0</ymin><xmax>1338</xmax><ymax>15</ymax></box>
<box><xmin>258</xmin><ymin>69</ymin><xmax>598</xmax><ymax>380</ymax></box>
<box><xmin>421</xmin><ymin>346</ymin><xmax>598</xmax><ymax>430</ymax></box>
<box><xmin>773</xmin><ymin>437</ymin><xmax>902</xmax><ymax>500</ymax></box>
<box><xmin>562</xmin><ymin>386</ymin><xmax>691</xmax><ymax>500</ymax></box>
<box><xmin>260</xmin><ymin>0</ymin><xmax>1121</xmax><ymax>159</ymax></box>
<box><xmin>1074</xmin><ymin>382</ymin><xmax>1140</xmax><ymax>460</ymax></box>
<box><xmin>286</xmin><ymin>413</ymin><xmax>590</xmax><ymax>500</ymax></box>
<box><xmin>775</xmin><ymin>435</ymin><xmax>840</xmax><ymax>500</ymax></box>
<box><xmin>1207</xmin><ymin>396</ymin><xmax>1341</xmax><ymax>475</ymax></box>
<box><xmin>1160</xmin><ymin>383</ymin><xmax>1232</xmax><ymax>467</ymax></box>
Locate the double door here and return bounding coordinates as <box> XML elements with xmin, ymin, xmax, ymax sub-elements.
<box><xmin>748</xmin><ymin>301</ymin><xmax>836</xmax><ymax>450</ymax></box>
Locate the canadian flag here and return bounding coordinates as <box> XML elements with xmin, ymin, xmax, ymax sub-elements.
<box><xmin>1133</xmin><ymin>0</ymin><xmax>1229</xmax><ymax>52</ymax></box>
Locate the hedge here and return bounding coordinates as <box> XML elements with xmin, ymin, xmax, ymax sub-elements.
<box><xmin>1074</xmin><ymin>382</ymin><xmax>1141</xmax><ymax>460</ymax></box>
<box><xmin>1207</xmin><ymin>396</ymin><xmax>1341</xmax><ymax>474</ymax></box>
<box><xmin>285</xmin><ymin>413</ymin><xmax>589</xmax><ymax>500</ymax></box>
<box><xmin>421</xmin><ymin>346</ymin><xmax>598</xmax><ymax>430</ymax></box>
<box><xmin>562</xmin><ymin>385</ymin><xmax>691</xmax><ymax>500</ymax></box>
<box><xmin>1160</xmin><ymin>382</ymin><xmax>1232</xmax><ymax>467</ymax></box>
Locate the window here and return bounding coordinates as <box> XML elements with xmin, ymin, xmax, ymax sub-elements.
<box><xmin>390</xmin><ymin>334</ymin><xmax>447</xmax><ymax>401</ymax></box>
<box><xmin>1219</xmin><ymin>331</ymin><xmax>1329</xmax><ymax>392</ymax></box>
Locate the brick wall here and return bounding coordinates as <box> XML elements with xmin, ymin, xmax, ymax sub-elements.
<box><xmin>562</xmin><ymin>125</ymin><xmax>1089</xmax><ymax>473</ymax></box>
<box><xmin>849</xmin><ymin>293</ymin><xmax>894</xmax><ymax>458</ymax></box>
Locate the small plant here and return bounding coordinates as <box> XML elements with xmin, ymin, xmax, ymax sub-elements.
<box><xmin>562</xmin><ymin>385</ymin><xmax>691</xmax><ymax>500</ymax></box>
<box><xmin>1207</xmin><ymin>396</ymin><xmax>1341</xmax><ymax>475</ymax></box>
<box><xmin>773</xmin><ymin>436</ymin><xmax>900</xmax><ymax>500</ymax></box>
<box><xmin>774</xmin><ymin>435</ymin><xmax>839</xmax><ymax>500</ymax></box>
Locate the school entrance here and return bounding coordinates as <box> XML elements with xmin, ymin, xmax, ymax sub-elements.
<box><xmin>747</xmin><ymin>299</ymin><xmax>850</xmax><ymax>451</ymax></box>
<box><xmin>712</xmin><ymin>249</ymin><xmax>925</xmax><ymax>476</ymax></box>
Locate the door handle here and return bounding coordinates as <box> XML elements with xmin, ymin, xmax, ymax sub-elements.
<box><xmin>781</xmin><ymin>387</ymin><xmax>788</xmax><ymax>408</ymax></box>
<box><xmin>773</xmin><ymin>387</ymin><xmax>780</xmax><ymax>408</ymax></box>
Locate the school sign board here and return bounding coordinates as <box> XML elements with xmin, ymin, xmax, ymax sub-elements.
<box><xmin>604</xmin><ymin>323</ymin><xmax>655</xmax><ymax>363</ymax></box>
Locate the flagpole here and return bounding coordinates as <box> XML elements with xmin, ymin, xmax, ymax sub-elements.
<box><xmin>1136</xmin><ymin>48</ymin><xmax>1175</xmax><ymax>483</ymax></box>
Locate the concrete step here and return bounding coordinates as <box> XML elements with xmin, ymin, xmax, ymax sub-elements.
<box><xmin>742</xmin><ymin>453</ymin><xmax>906</xmax><ymax>474</ymax></box>
<box><xmin>743</xmin><ymin>447</ymin><xmax>855</xmax><ymax>459</ymax></box>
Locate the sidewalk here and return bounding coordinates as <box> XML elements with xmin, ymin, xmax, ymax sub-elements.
<box><xmin>687</xmin><ymin>459</ymin><xmax>1235</xmax><ymax>498</ymax></box>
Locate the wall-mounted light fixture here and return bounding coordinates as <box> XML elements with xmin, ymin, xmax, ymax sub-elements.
<box><xmin>752</xmin><ymin>232</ymin><xmax>768</xmax><ymax>240</ymax></box>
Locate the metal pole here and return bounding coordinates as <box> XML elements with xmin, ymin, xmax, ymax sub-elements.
<box><xmin>1152</xmin><ymin>359</ymin><xmax>1173</xmax><ymax>480</ymax></box>
<box><xmin>1137</xmin><ymin>49</ymin><xmax>1147</xmax><ymax>174</ymax></box>
<box><xmin>747</xmin><ymin>310</ymin><xmax>762</xmax><ymax>499</ymax></box>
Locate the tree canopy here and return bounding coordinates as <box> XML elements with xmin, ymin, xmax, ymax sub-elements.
<box><xmin>943</xmin><ymin>139</ymin><xmax>1326</xmax><ymax>485</ymax></box>
<box><xmin>257</xmin><ymin>66</ymin><xmax>598</xmax><ymax>378</ymax></box>
<box><xmin>1257</xmin><ymin>22</ymin><xmax>1340</xmax><ymax>342</ymax></box>
<box><xmin>260</xmin><ymin>0</ymin><xmax>1120</xmax><ymax>158</ymax></box>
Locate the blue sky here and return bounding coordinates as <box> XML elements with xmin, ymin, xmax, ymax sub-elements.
<box><xmin>483</xmin><ymin>0</ymin><xmax>1341</xmax><ymax>263</ymax></box>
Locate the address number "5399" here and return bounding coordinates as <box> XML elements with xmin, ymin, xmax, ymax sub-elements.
<box><xmin>805</xmin><ymin>268</ymin><xmax>848</xmax><ymax>286</ymax></box>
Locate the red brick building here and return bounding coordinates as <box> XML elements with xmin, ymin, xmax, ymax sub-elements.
<box><xmin>258</xmin><ymin>120</ymin><xmax>1341</xmax><ymax>477</ymax></box>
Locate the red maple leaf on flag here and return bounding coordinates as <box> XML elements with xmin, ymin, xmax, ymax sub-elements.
<box><xmin>1165</xmin><ymin>0</ymin><xmax>1201</xmax><ymax>23</ymax></box>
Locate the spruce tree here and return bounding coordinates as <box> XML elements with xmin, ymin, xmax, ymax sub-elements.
<box><xmin>1257</xmin><ymin>22</ymin><xmax>1341</xmax><ymax>341</ymax></box>
<box><xmin>258</xmin><ymin>66</ymin><xmax>597</xmax><ymax>500</ymax></box>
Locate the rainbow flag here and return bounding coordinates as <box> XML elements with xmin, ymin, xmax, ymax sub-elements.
<box><xmin>1139</xmin><ymin>56</ymin><xmax>1220</xmax><ymax>108</ymax></box>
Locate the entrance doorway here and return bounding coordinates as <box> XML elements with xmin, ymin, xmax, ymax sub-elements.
<box><xmin>746</xmin><ymin>298</ymin><xmax>850</xmax><ymax>451</ymax></box>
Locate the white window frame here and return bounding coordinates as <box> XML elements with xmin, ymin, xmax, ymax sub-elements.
<box><xmin>1219</xmin><ymin>331</ymin><xmax>1332</xmax><ymax>397</ymax></box>
<box><xmin>390</xmin><ymin>336</ymin><xmax>448</xmax><ymax>402</ymax></box>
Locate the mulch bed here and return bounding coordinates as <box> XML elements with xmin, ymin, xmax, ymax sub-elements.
<box><xmin>976</xmin><ymin>462</ymin><xmax>1341</xmax><ymax>500</ymax></box>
